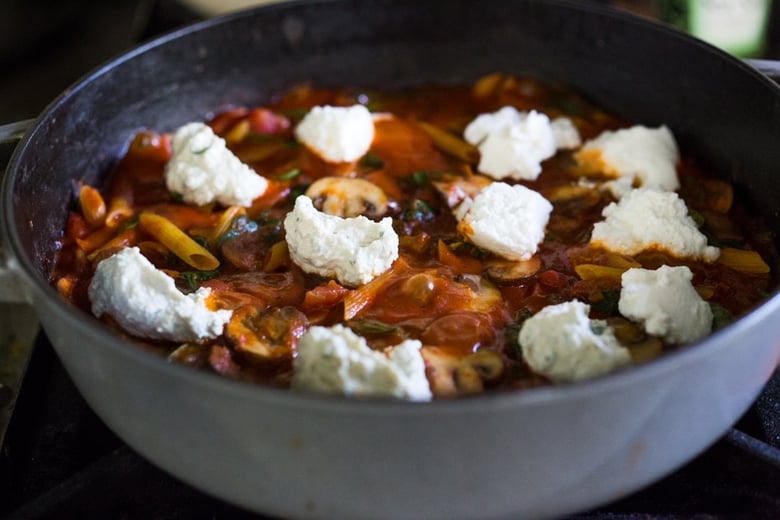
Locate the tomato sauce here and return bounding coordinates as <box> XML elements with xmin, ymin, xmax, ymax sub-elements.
<box><xmin>50</xmin><ymin>75</ymin><xmax>775</xmax><ymax>396</ymax></box>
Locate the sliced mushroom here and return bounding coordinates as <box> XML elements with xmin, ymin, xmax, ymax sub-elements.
<box><xmin>422</xmin><ymin>346</ymin><xmax>505</xmax><ymax>397</ymax></box>
<box><xmin>605</xmin><ymin>316</ymin><xmax>663</xmax><ymax>364</ymax></box>
<box><xmin>485</xmin><ymin>256</ymin><xmax>542</xmax><ymax>281</ymax></box>
<box><xmin>461</xmin><ymin>349</ymin><xmax>504</xmax><ymax>383</ymax></box>
<box><xmin>225</xmin><ymin>305</ymin><xmax>309</xmax><ymax>363</ymax></box>
<box><xmin>304</xmin><ymin>176</ymin><xmax>388</xmax><ymax>217</ymax></box>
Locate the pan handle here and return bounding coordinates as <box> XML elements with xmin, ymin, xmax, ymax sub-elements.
<box><xmin>746</xmin><ymin>59</ymin><xmax>780</xmax><ymax>84</ymax></box>
<box><xmin>0</xmin><ymin>119</ymin><xmax>36</xmax><ymax>304</ymax></box>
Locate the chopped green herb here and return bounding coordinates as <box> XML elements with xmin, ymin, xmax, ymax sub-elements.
<box><xmin>365</xmin><ymin>100</ymin><xmax>383</xmax><ymax>113</ymax></box>
<box><xmin>401</xmin><ymin>199</ymin><xmax>436</xmax><ymax>222</ymax></box>
<box><xmin>348</xmin><ymin>319</ymin><xmax>401</xmax><ymax>335</ymax></box>
<box><xmin>359</xmin><ymin>152</ymin><xmax>385</xmax><ymax>169</ymax></box>
<box><xmin>255</xmin><ymin>209</ymin><xmax>280</xmax><ymax>227</ymax></box>
<box><xmin>191</xmin><ymin>144</ymin><xmax>211</xmax><ymax>154</ymax></box>
<box><xmin>710</xmin><ymin>302</ymin><xmax>734</xmax><ymax>331</ymax></box>
<box><xmin>120</xmin><ymin>215</ymin><xmax>140</xmax><ymax>230</ymax></box>
<box><xmin>590</xmin><ymin>321</ymin><xmax>607</xmax><ymax>336</ymax></box>
<box><xmin>557</xmin><ymin>97</ymin><xmax>586</xmax><ymax>117</ymax></box>
<box><xmin>277</xmin><ymin>168</ymin><xmax>301</xmax><ymax>181</ymax></box>
<box><xmin>244</xmin><ymin>133</ymin><xmax>274</xmax><ymax>144</ymax></box>
<box><xmin>591</xmin><ymin>289</ymin><xmax>620</xmax><ymax>315</ymax></box>
<box><xmin>688</xmin><ymin>208</ymin><xmax>705</xmax><ymax>228</ymax></box>
<box><xmin>401</xmin><ymin>170</ymin><xmax>438</xmax><ymax>188</ymax></box>
<box><xmin>287</xmin><ymin>183</ymin><xmax>310</xmax><ymax>203</ymax></box>
<box><xmin>279</xmin><ymin>107</ymin><xmax>310</xmax><ymax>122</ymax></box>
<box><xmin>170</xmin><ymin>192</ymin><xmax>184</xmax><ymax>203</ymax></box>
<box><xmin>505</xmin><ymin>309</ymin><xmax>533</xmax><ymax>359</ymax></box>
<box><xmin>180</xmin><ymin>269</ymin><xmax>220</xmax><ymax>291</ymax></box>
<box><xmin>193</xmin><ymin>235</ymin><xmax>210</xmax><ymax>249</ymax></box>
<box><xmin>411</xmin><ymin>170</ymin><xmax>429</xmax><ymax>186</ymax></box>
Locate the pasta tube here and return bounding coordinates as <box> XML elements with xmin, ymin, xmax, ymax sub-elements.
<box><xmin>138</xmin><ymin>212</ymin><xmax>220</xmax><ymax>271</ymax></box>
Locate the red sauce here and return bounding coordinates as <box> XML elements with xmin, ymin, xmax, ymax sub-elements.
<box><xmin>50</xmin><ymin>75</ymin><xmax>775</xmax><ymax>396</ymax></box>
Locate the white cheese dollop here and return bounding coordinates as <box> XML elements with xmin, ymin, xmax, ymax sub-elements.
<box><xmin>519</xmin><ymin>300</ymin><xmax>631</xmax><ymax>383</ymax></box>
<box><xmin>550</xmin><ymin>117</ymin><xmax>583</xmax><ymax>150</ymax></box>
<box><xmin>164</xmin><ymin>122</ymin><xmax>269</xmax><ymax>207</ymax></box>
<box><xmin>590</xmin><ymin>188</ymin><xmax>720</xmax><ymax>262</ymax></box>
<box><xmin>295</xmin><ymin>104</ymin><xmax>375</xmax><ymax>163</ymax></box>
<box><xmin>575</xmin><ymin>125</ymin><xmax>680</xmax><ymax>196</ymax></box>
<box><xmin>88</xmin><ymin>247</ymin><xmax>232</xmax><ymax>342</ymax></box>
<box><xmin>619</xmin><ymin>265</ymin><xmax>713</xmax><ymax>344</ymax></box>
<box><xmin>455</xmin><ymin>182</ymin><xmax>552</xmax><ymax>261</ymax></box>
<box><xmin>284</xmin><ymin>195</ymin><xmax>399</xmax><ymax>287</ymax></box>
<box><xmin>464</xmin><ymin>106</ymin><xmax>574</xmax><ymax>181</ymax></box>
<box><xmin>292</xmin><ymin>324</ymin><xmax>432</xmax><ymax>400</ymax></box>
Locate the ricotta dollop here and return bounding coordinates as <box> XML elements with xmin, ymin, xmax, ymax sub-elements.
<box><xmin>88</xmin><ymin>247</ymin><xmax>232</xmax><ymax>342</ymax></box>
<box><xmin>455</xmin><ymin>182</ymin><xmax>552</xmax><ymax>261</ymax></box>
<box><xmin>284</xmin><ymin>195</ymin><xmax>399</xmax><ymax>287</ymax></box>
<box><xmin>295</xmin><ymin>104</ymin><xmax>375</xmax><ymax>163</ymax></box>
<box><xmin>293</xmin><ymin>324</ymin><xmax>432</xmax><ymax>400</ymax></box>
<box><xmin>519</xmin><ymin>300</ymin><xmax>631</xmax><ymax>383</ymax></box>
<box><xmin>619</xmin><ymin>265</ymin><xmax>713</xmax><ymax>344</ymax></box>
<box><xmin>463</xmin><ymin>106</ymin><xmax>579</xmax><ymax>181</ymax></box>
<box><xmin>575</xmin><ymin>125</ymin><xmax>679</xmax><ymax>197</ymax></box>
<box><xmin>590</xmin><ymin>188</ymin><xmax>720</xmax><ymax>262</ymax></box>
<box><xmin>165</xmin><ymin>122</ymin><xmax>268</xmax><ymax>207</ymax></box>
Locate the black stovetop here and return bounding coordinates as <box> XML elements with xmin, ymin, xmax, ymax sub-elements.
<box><xmin>1</xmin><ymin>1</ymin><xmax>779</xmax><ymax>518</ymax></box>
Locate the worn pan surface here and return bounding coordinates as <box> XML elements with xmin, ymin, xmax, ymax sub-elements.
<box><xmin>3</xmin><ymin>1</ymin><xmax>780</xmax><ymax>518</ymax></box>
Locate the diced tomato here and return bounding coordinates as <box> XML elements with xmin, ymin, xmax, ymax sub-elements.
<box><xmin>65</xmin><ymin>211</ymin><xmax>89</xmax><ymax>240</ymax></box>
<box><xmin>247</xmin><ymin>108</ymin><xmax>291</xmax><ymax>135</ymax></box>
<box><xmin>301</xmin><ymin>280</ymin><xmax>349</xmax><ymax>311</ymax></box>
<box><xmin>210</xmin><ymin>107</ymin><xmax>249</xmax><ymax>135</ymax></box>
<box><xmin>538</xmin><ymin>269</ymin><xmax>566</xmax><ymax>290</ymax></box>
<box><xmin>127</xmin><ymin>131</ymin><xmax>171</xmax><ymax>162</ymax></box>
<box><xmin>437</xmin><ymin>240</ymin><xmax>482</xmax><ymax>275</ymax></box>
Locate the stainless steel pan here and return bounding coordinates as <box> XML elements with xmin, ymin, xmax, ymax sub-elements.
<box><xmin>2</xmin><ymin>1</ymin><xmax>779</xmax><ymax>518</ymax></box>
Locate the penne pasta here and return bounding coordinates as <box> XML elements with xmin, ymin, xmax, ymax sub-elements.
<box><xmin>138</xmin><ymin>212</ymin><xmax>220</xmax><ymax>271</ymax></box>
<box><xmin>437</xmin><ymin>240</ymin><xmax>482</xmax><ymax>275</ymax></box>
<box><xmin>717</xmin><ymin>247</ymin><xmax>771</xmax><ymax>274</ymax></box>
<box><xmin>78</xmin><ymin>185</ymin><xmax>107</xmax><ymax>228</ymax></box>
<box><xmin>472</xmin><ymin>72</ymin><xmax>505</xmax><ymax>99</ymax></box>
<box><xmin>264</xmin><ymin>240</ymin><xmax>290</xmax><ymax>272</ymax></box>
<box><xmin>574</xmin><ymin>263</ymin><xmax>628</xmax><ymax>282</ymax></box>
<box><xmin>76</xmin><ymin>225</ymin><xmax>119</xmax><ymax>254</ymax></box>
<box><xmin>224</xmin><ymin>119</ymin><xmax>250</xmax><ymax>144</ymax></box>
<box><xmin>417</xmin><ymin>121</ymin><xmax>480</xmax><ymax>164</ymax></box>
<box><xmin>86</xmin><ymin>228</ymin><xmax>138</xmax><ymax>261</ymax></box>
<box><xmin>189</xmin><ymin>206</ymin><xmax>246</xmax><ymax>248</ymax></box>
<box><xmin>105</xmin><ymin>195</ymin><xmax>134</xmax><ymax>228</ymax></box>
<box><xmin>695</xmin><ymin>285</ymin><xmax>715</xmax><ymax>300</ymax></box>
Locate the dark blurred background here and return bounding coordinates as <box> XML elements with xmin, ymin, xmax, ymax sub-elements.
<box><xmin>2</xmin><ymin>0</ymin><xmax>780</xmax><ymax>126</ymax></box>
<box><xmin>0</xmin><ymin>0</ymin><xmax>199</xmax><ymax>125</ymax></box>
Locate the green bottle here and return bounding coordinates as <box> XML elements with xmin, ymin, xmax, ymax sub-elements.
<box><xmin>659</xmin><ymin>0</ymin><xmax>773</xmax><ymax>57</ymax></box>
